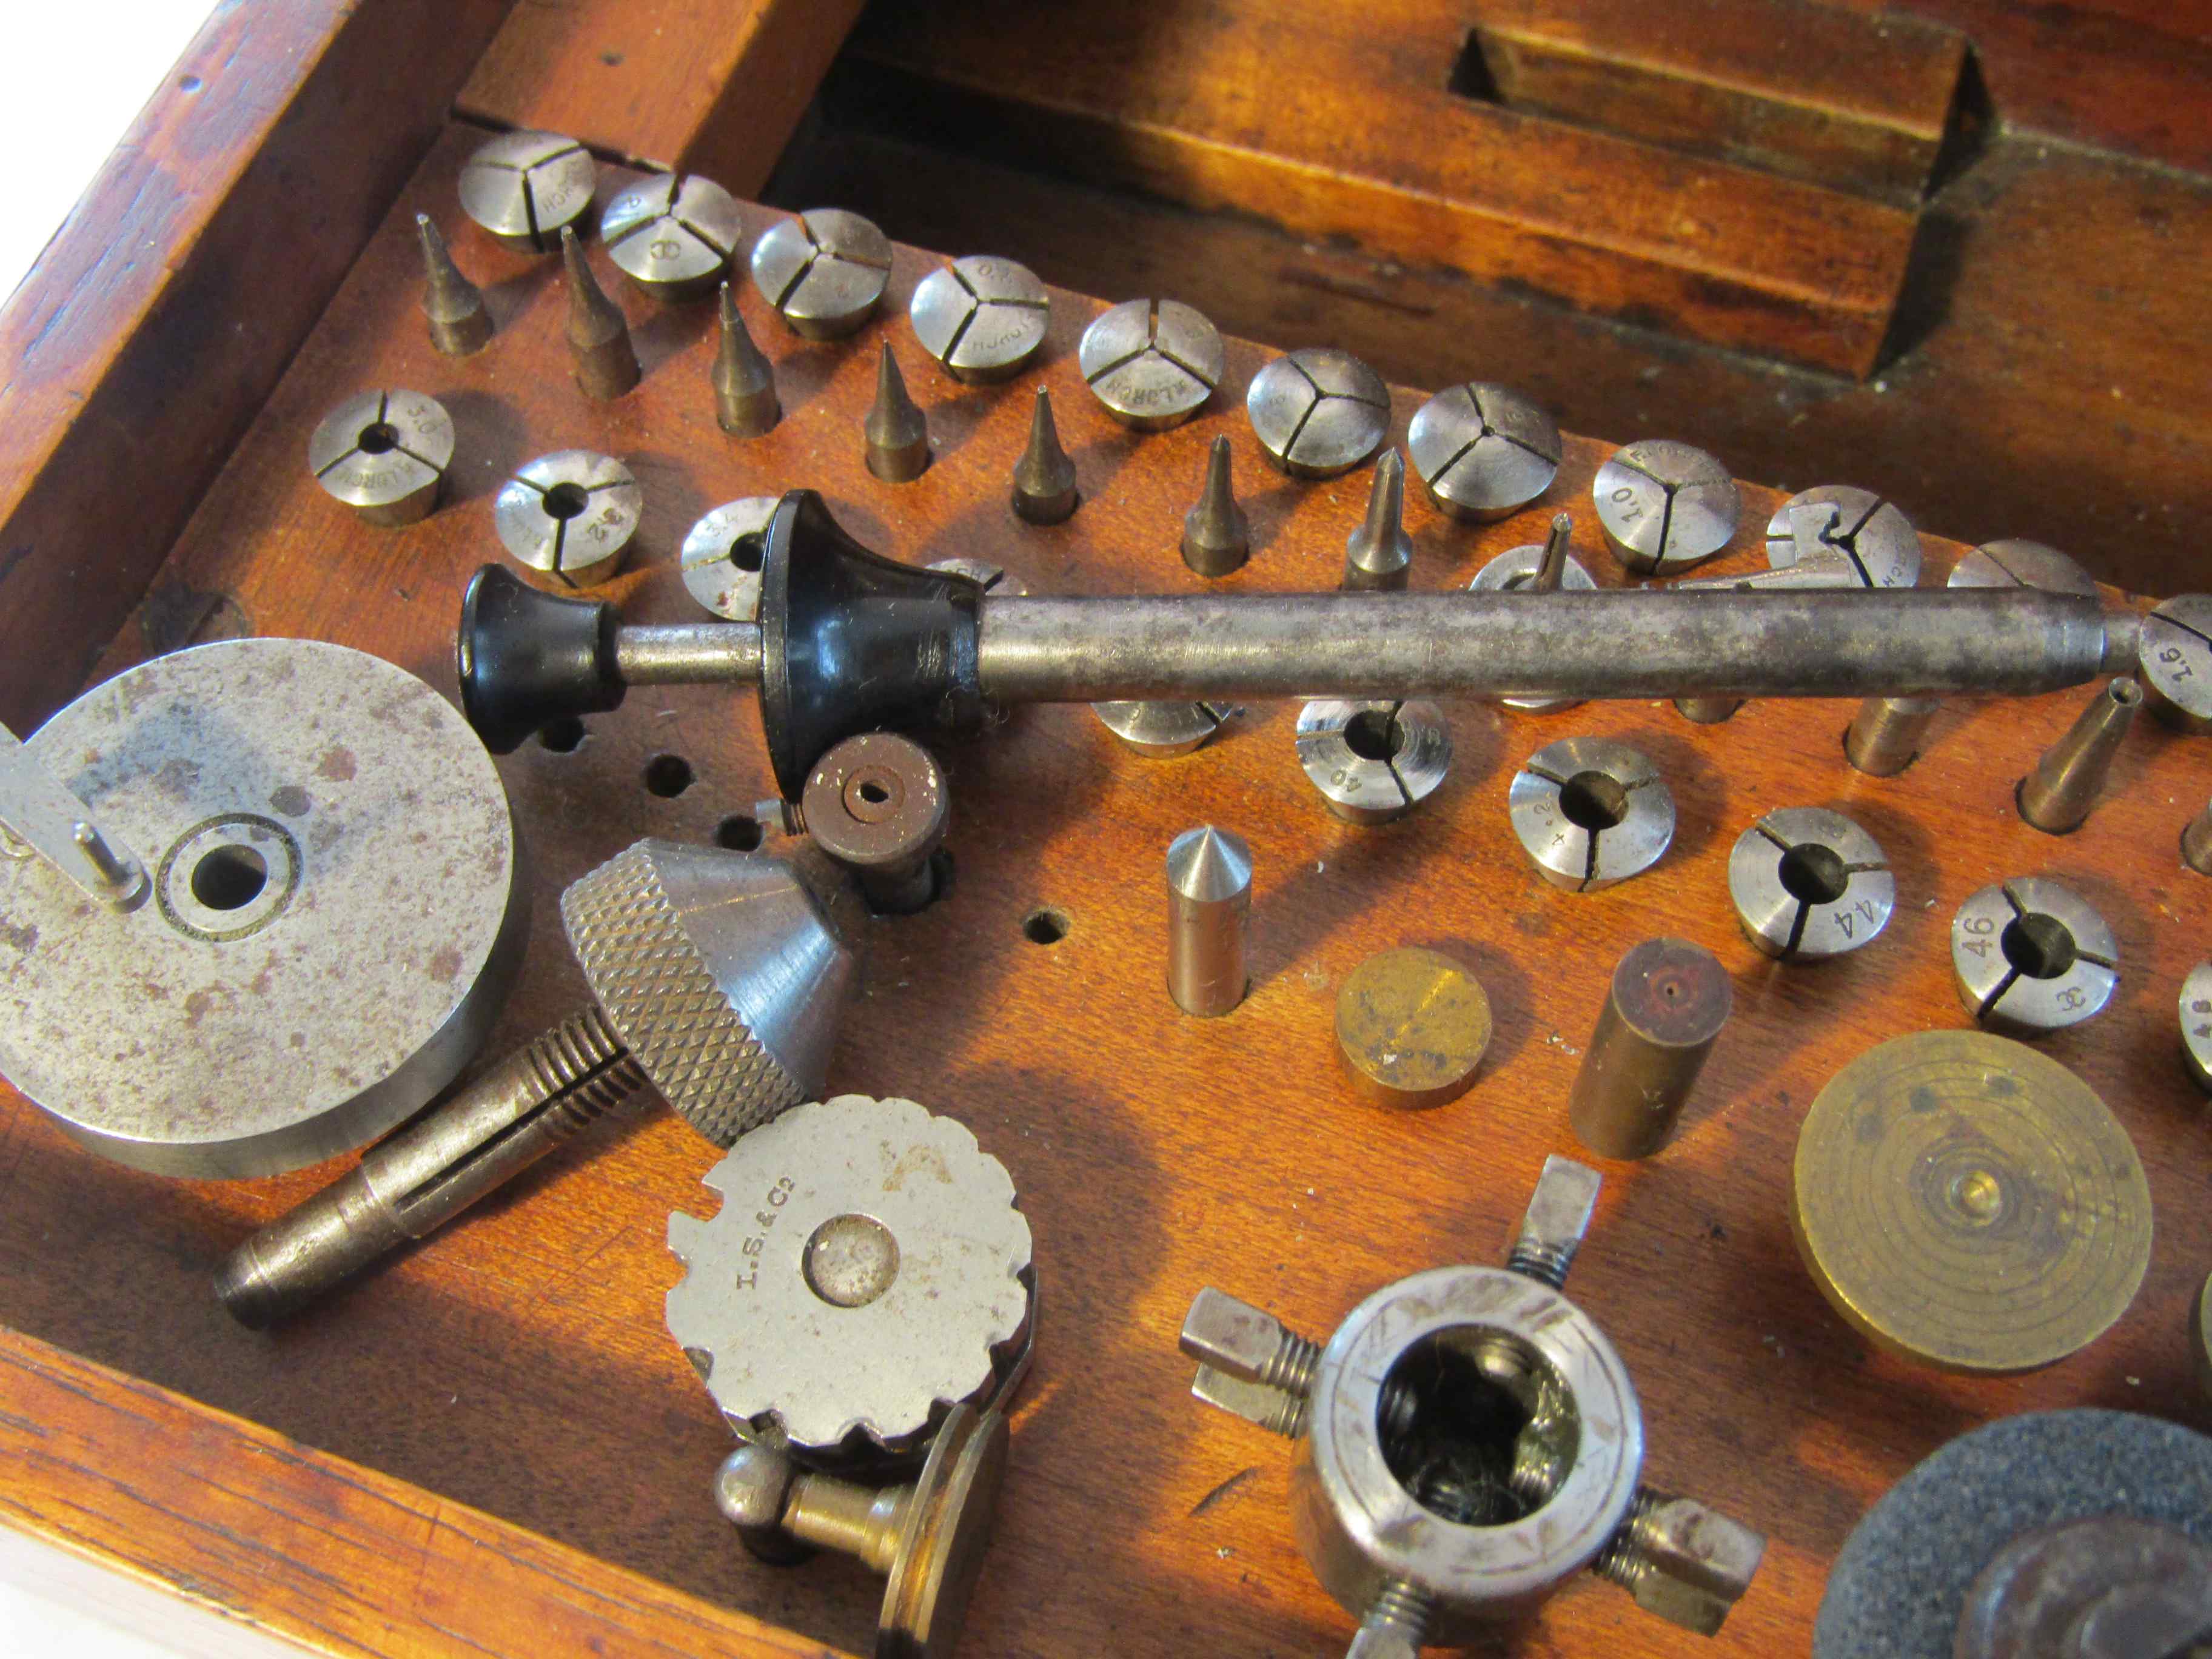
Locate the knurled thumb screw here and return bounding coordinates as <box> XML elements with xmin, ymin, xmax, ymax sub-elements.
<box><xmin>216</xmin><ymin>839</ymin><xmax>857</xmax><ymax>1326</ymax></box>
<box><xmin>714</xmin><ymin>1403</ymin><xmax>1009</xmax><ymax>1659</ymax></box>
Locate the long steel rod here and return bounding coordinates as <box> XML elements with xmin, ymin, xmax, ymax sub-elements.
<box><xmin>972</xmin><ymin>591</ymin><xmax>2123</xmax><ymax>702</ymax></box>
<box><xmin>605</xmin><ymin>590</ymin><xmax>2128</xmax><ymax>702</ymax></box>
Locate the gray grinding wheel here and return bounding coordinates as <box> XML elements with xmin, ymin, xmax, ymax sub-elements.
<box><xmin>1814</xmin><ymin>1409</ymin><xmax>2212</xmax><ymax>1658</ymax></box>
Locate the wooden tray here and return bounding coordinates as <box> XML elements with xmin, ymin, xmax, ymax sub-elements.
<box><xmin>2</xmin><ymin>19</ymin><xmax>2210</xmax><ymax>1659</ymax></box>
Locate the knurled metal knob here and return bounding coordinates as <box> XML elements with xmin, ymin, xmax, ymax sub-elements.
<box><xmin>563</xmin><ymin>842</ymin><xmax>848</xmax><ymax>1147</ymax></box>
<box><xmin>669</xmin><ymin>1094</ymin><xmax>1033</xmax><ymax>1472</ymax></box>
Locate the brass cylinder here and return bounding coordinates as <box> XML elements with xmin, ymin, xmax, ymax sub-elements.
<box><xmin>1844</xmin><ymin>695</ymin><xmax>1940</xmax><ymax>776</ymax></box>
<box><xmin>1569</xmin><ymin>939</ymin><xmax>1732</xmax><ymax>1159</ymax></box>
<box><xmin>1674</xmin><ymin>695</ymin><xmax>1743</xmax><ymax>725</ymax></box>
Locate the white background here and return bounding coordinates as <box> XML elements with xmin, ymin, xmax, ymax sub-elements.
<box><xmin>1</xmin><ymin>12</ymin><xmax>300</xmax><ymax>1656</ymax></box>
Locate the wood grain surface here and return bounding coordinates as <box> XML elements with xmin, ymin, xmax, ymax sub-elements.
<box><xmin>0</xmin><ymin>0</ymin><xmax>511</xmax><ymax>735</ymax></box>
<box><xmin>841</xmin><ymin>0</ymin><xmax>1919</xmax><ymax>377</ymax></box>
<box><xmin>0</xmin><ymin>1326</ymin><xmax>850</xmax><ymax>1658</ymax></box>
<box><xmin>458</xmin><ymin>0</ymin><xmax>863</xmax><ymax>192</ymax></box>
<box><xmin>4</xmin><ymin>125</ymin><xmax>2210</xmax><ymax>1658</ymax></box>
<box><xmin>1469</xmin><ymin>0</ymin><xmax>1966</xmax><ymax>205</ymax></box>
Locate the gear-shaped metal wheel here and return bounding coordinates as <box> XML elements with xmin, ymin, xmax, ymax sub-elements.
<box><xmin>668</xmin><ymin>1094</ymin><xmax>1034</xmax><ymax>1474</ymax></box>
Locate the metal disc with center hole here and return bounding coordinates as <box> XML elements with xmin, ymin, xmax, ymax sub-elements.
<box><xmin>1295</xmin><ymin>699</ymin><xmax>1450</xmax><ymax>823</ymax></box>
<box><xmin>666</xmin><ymin>1094</ymin><xmax>1034</xmax><ymax>1471</ymax></box>
<box><xmin>493</xmin><ymin>449</ymin><xmax>642</xmax><ymax>588</ymax></box>
<box><xmin>1726</xmin><ymin>806</ymin><xmax>1893</xmax><ymax>961</ymax></box>
<box><xmin>1508</xmin><ymin>737</ymin><xmax>1674</xmax><ymax>893</ymax></box>
<box><xmin>1790</xmin><ymin>1031</ymin><xmax>2151</xmax><ymax>1375</ymax></box>
<box><xmin>0</xmin><ymin>639</ymin><xmax>525</xmax><ymax>1178</ymax></box>
<box><xmin>1951</xmin><ymin>877</ymin><xmax>2119</xmax><ymax>1033</ymax></box>
<box><xmin>681</xmin><ymin>497</ymin><xmax>778</xmax><ymax>620</ymax></box>
<box><xmin>307</xmin><ymin>389</ymin><xmax>453</xmax><ymax>526</ymax></box>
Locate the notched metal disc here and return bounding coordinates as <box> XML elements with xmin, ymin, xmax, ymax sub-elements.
<box><xmin>0</xmin><ymin>639</ymin><xmax>523</xmax><ymax>1178</ymax></box>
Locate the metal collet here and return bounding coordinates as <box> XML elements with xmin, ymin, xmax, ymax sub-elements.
<box><xmin>1178</xmin><ymin>1156</ymin><xmax>1765</xmax><ymax>1651</ymax></box>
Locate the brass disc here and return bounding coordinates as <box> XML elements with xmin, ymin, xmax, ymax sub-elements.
<box><xmin>1334</xmin><ymin>947</ymin><xmax>1492</xmax><ymax>1110</ymax></box>
<box><xmin>1791</xmin><ymin>1031</ymin><xmax>2150</xmax><ymax>1374</ymax></box>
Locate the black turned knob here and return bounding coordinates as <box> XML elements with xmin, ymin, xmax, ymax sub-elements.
<box><xmin>457</xmin><ymin>565</ymin><xmax>625</xmax><ymax>753</ymax></box>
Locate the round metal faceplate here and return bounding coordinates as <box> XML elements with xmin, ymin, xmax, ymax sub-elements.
<box><xmin>0</xmin><ymin>639</ymin><xmax>522</xmax><ymax>1178</ymax></box>
<box><xmin>1305</xmin><ymin>1265</ymin><xmax>1643</xmax><ymax>1606</ymax></box>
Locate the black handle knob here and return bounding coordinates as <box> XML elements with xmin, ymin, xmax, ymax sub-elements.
<box><xmin>456</xmin><ymin>566</ymin><xmax>626</xmax><ymax>754</ymax></box>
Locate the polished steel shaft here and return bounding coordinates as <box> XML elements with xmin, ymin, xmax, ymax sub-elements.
<box><xmin>603</xmin><ymin>589</ymin><xmax>2122</xmax><ymax>705</ymax></box>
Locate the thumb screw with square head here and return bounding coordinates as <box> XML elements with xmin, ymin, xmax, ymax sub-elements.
<box><xmin>716</xmin><ymin>1403</ymin><xmax>1009</xmax><ymax>1659</ymax></box>
<box><xmin>215</xmin><ymin>839</ymin><xmax>857</xmax><ymax>1326</ymax></box>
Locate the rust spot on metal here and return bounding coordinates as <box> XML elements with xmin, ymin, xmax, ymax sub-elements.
<box><xmin>317</xmin><ymin>748</ymin><xmax>357</xmax><ymax>782</ymax></box>
<box><xmin>269</xmin><ymin>784</ymin><xmax>309</xmax><ymax>816</ymax></box>
<box><xmin>427</xmin><ymin>945</ymin><xmax>462</xmax><ymax>983</ymax></box>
